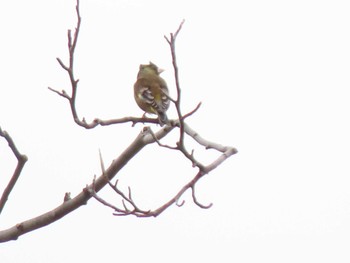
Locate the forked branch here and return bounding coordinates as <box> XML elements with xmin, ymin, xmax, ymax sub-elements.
<box><xmin>0</xmin><ymin>0</ymin><xmax>237</xmax><ymax>243</ymax></box>
<box><xmin>90</xmin><ymin>21</ymin><xmax>238</xmax><ymax>216</ymax></box>
<box><xmin>48</xmin><ymin>0</ymin><xmax>169</xmax><ymax>128</ymax></box>
<box><xmin>0</xmin><ymin>126</ymin><xmax>174</xmax><ymax>242</ymax></box>
<box><xmin>0</xmin><ymin>127</ymin><xmax>28</xmax><ymax>215</ymax></box>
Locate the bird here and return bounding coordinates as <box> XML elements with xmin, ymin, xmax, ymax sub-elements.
<box><xmin>134</xmin><ymin>62</ymin><xmax>170</xmax><ymax>126</ymax></box>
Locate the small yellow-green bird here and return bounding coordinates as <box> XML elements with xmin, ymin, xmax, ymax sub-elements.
<box><xmin>134</xmin><ymin>62</ymin><xmax>170</xmax><ymax>126</ymax></box>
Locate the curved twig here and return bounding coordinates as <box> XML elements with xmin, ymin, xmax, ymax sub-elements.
<box><xmin>191</xmin><ymin>185</ymin><xmax>212</xmax><ymax>209</ymax></box>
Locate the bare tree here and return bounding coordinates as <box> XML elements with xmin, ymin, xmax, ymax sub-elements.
<box><xmin>0</xmin><ymin>0</ymin><xmax>237</xmax><ymax>243</ymax></box>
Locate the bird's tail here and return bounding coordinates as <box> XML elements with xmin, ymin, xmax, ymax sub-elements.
<box><xmin>158</xmin><ymin>112</ymin><xmax>169</xmax><ymax>126</ymax></box>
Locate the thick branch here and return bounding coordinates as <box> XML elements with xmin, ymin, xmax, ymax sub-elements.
<box><xmin>1</xmin><ymin>0</ymin><xmax>238</xmax><ymax>243</ymax></box>
<box><xmin>89</xmin><ymin>20</ymin><xmax>238</xmax><ymax>216</ymax></box>
<box><xmin>0</xmin><ymin>127</ymin><xmax>28</xmax><ymax>215</ymax></box>
<box><xmin>92</xmin><ymin>124</ymin><xmax>237</xmax><ymax>217</ymax></box>
<box><xmin>0</xmin><ymin>126</ymin><xmax>174</xmax><ymax>243</ymax></box>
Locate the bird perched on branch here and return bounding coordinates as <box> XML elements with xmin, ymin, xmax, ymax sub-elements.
<box><xmin>134</xmin><ymin>62</ymin><xmax>170</xmax><ymax>126</ymax></box>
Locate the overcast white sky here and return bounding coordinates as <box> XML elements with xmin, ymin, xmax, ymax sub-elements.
<box><xmin>1</xmin><ymin>0</ymin><xmax>350</xmax><ymax>262</ymax></box>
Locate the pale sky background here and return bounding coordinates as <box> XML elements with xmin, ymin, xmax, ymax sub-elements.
<box><xmin>1</xmin><ymin>0</ymin><xmax>350</xmax><ymax>262</ymax></box>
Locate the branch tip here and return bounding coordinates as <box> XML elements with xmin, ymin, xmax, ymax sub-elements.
<box><xmin>191</xmin><ymin>186</ymin><xmax>212</xmax><ymax>209</ymax></box>
<box><xmin>176</xmin><ymin>199</ymin><xmax>185</xmax><ymax>207</ymax></box>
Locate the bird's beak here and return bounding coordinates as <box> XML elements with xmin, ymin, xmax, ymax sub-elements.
<box><xmin>158</xmin><ymin>68</ymin><xmax>164</xmax><ymax>74</ymax></box>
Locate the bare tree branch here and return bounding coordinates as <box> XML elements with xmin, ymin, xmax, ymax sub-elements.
<box><xmin>47</xmin><ymin>0</ymin><xmax>84</xmax><ymax>127</ymax></box>
<box><xmin>92</xmin><ymin>134</ymin><xmax>237</xmax><ymax>217</ymax></box>
<box><xmin>0</xmin><ymin>0</ymin><xmax>237</xmax><ymax>242</ymax></box>
<box><xmin>89</xmin><ymin>20</ymin><xmax>238</xmax><ymax>216</ymax></box>
<box><xmin>191</xmin><ymin>184</ymin><xmax>212</xmax><ymax>209</ymax></box>
<box><xmin>0</xmin><ymin>126</ymin><xmax>174</xmax><ymax>242</ymax></box>
<box><xmin>163</xmin><ymin>21</ymin><xmax>213</xmax><ymax>172</ymax></box>
<box><xmin>181</xmin><ymin>102</ymin><xmax>202</xmax><ymax>120</ymax></box>
<box><xmin>0</xmin><ymin>127</ymin><xmax>28</xmax><ymax>215</ymax></box>
<box><xmin>164</xmin><ymin>20</ymin><xmax>186</xmax><ymax>145</ymax></box>
<box><xmin>48</xmin><ymin>0</ymin><xmax>170</xmax><ymax>129</ymax></box>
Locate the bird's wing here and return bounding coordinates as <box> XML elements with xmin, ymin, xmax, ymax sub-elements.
<box><xmin>138</xmin><ymin>86</ymin><xmax>154</xmax><ymax>105</ymax></box>
<box><xmin>158</xmin><ymin>91</ymin><xmax>170</xmax><ymax>112</ymax></box>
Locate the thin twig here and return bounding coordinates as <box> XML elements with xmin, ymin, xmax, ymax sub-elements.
<box><xmin>181</xmin><ymin>102</ymin><xmax>202</xmax><ymax>121</ymax></box>
<box><xmin>90</xmin><ymin>178</ymin><xmax>151</xmax><ymax>216</ymax></box>
<box><xmin>47</xmin><ymin>87</ymin><xmax>70</xmax><ymax>100</ymax></box>
<box><xmin>191</xmin><ymin>185</ymin><xmax>212</xmax><ymax>209</ymax></box>
<box><xmin>173</xmin><ymin>20</ymin><xmax>185</xmax><ymax>39</ymax></box>
<box><xmin>48</xmin><ymin>0</ymin><xmax>83</xmax><ymax>127</ymax></box>
<box><xmin>0</xmin><ymin>128</ymin><xmax>28</xmax><ymax>214</ymax></box>
<box><xmin>148</xmin><ymin>128</ymin><xmax>177</xmax><ymax>150</ymax></box>
<box><xmin>164</xmin><ymin>20</ymin><xmax>186</xmax><ymax>146</ymax></box>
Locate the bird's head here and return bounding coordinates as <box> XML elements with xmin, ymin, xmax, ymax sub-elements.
<box><xmin>137</xmin><ymin>62</ymin><xmax>164</xmax><ymax>78</ymax></box>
